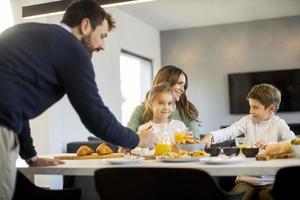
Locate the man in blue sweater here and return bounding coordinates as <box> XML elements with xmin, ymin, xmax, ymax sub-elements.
<box><xmin>0</xmin><ymin>1</ymin><xmax>155</xmax><ymax>199</ymax></box>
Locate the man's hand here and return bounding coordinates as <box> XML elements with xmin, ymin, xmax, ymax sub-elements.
<box><xmin>138</xmin><ymin>125</ymin><xmax>155</xmax><ymax>149</ymax></box>
<box><xmin>30</xmin><ymin>157</ymin><xmax>65</xmax><ymax>167</ymax></box>
<box><xmin>200</xmin><ymin>133</ymin><xmax>213</xmax><ymax>147</ymax></box>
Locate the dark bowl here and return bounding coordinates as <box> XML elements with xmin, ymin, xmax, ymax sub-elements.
<box><xmin>241</xmin><ymin>148</ymin><xmax>259</xmax><ymax>157</ymax></box>
<box><xmin>204</xmin><ymin>147</ymin><xmax>221</xmax><ymax>157</ymax></box>
<box><xmin>223</xmin><ymin>147</ymin><xmax>240</xmax><ymax>156</ymax></box>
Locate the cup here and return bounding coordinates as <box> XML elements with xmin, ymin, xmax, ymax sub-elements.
<box><xmin>154</xmin><ymin>143</ymin><xmax>172</xmax><ymax>156</ymax></box>
<box><xmin>174</xmin><ymin>132</ymin><xmax>186</xmax><ymax>143</ymax></box>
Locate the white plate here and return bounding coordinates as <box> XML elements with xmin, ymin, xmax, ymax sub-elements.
<box><xmin>159</xmin><ymin>157</ymin><xmax>200</xmax><ymax>163</ymax></box>
<box><xmin>104</xmin><ymin>157</ymin><xmax>144</xmax><ymax>165</ymax></box>
<box><xmin>200</xmin><ymin>157</ymin><xmax>244</xmax><ymax>164</ymax></box>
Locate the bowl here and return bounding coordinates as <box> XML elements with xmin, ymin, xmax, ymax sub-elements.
<box><xmin>204</xmin><ymin>147</ymin><xmax>221</xmax><ymax>157</ymax></box>
<box><xmin>241</xmin><ymin>148</ymin><xmax>259</xmax><ymax>157</ymax></box>
<box><xmin>292</xmin><ymin>145</ymin><xmax>300</xmax><ymax>158</ymax></box>
<box><xmin>223</xmin><ymin>147</ymin><xmax>240</xmax><ymax>156</ymax></box>
<box><xmin>176</xmin><ymin>143</ymin><xmax>206</xmax><ymax>152</ymax></box>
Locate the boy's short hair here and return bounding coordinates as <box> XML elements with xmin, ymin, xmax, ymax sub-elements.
<box><xmin>247</xmin><ymin>83</ymin><xmax>281</xmax><ymax>111</ymax></box>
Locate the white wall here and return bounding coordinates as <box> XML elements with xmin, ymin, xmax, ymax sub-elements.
<box><xmin>161</xmin><ymin>16</ymin><xmax>300</xmax><ymax>134</ymax></box>
<box><xmin>11</xmin><ymin>1</ymin><xmax>161</xmax><ymax>188</ymax></box>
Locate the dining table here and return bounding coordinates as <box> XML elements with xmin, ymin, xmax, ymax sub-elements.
<box><xmin>16</xmin><ymin>153</ymin><xmax>300</xmax><ymax>177</ymax></box>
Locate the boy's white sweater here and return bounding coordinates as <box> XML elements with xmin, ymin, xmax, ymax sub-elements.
<box><xmin>211</xmin><ymin>114</ymin><xmax>295</xmax><ymax>186</ymax></box>
<box><xmin>211</xmin><ymin>115</ymin><xmax>295</xmax><ymax>145</ymax></box>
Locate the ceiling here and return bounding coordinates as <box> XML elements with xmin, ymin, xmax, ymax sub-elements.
<box><xmin>119</xmin><ymin>0</ymin><xmax>300</xmax><ymax>31</ymax></box>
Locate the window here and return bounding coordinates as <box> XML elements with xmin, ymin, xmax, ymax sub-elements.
<box><xmin>120</xmin><ymin>50</ymin><xmax>152</xmax><ymax>125</ymax></box>
<box><xmin>0</xmin><ymin>0</ymin><xmax>14</xmax><ymax>33</ymax></box>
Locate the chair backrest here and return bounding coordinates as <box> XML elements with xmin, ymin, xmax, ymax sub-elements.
<box><xmin>13</xmin><ymin>171</ymin><xmax>81</xmax><ymax>200</ymax></box>
<box><xmin>271</xmin><ymin>166</ymin><xmax>300</xmax><ymax>200</ymax></box>
<box><xmin>94</xmin><ymin>167</ymin><xmax>244</xmax><ymax>200</ymax></box>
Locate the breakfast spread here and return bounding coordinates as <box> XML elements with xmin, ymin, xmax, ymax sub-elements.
<box><xmin>160</xmin><ymin>149</ymin><xmax>207</xmax><ymax>159</ymax></box>
<box><xmin>265</xmin><ymin>142</ymin><xmax>293</xmax><ymax>155</ymax></box>
<box><xmin>96</xmin><ymin>143</ymin><xmax>113</xmax><ymax>155</ymax></box>
<box><xmin>55</xmin><ymin>143</ymin><xmax>124</xmax><ymax>160</ymax></box>
<box><xmin>76</xmin><ymin>145</ymin><xmax>94</xmax><ymax>156</ymax></box>
<box><xmin>291</xmin><ymin>137</ymin><xmax>300</xmax><ymax>145</ymax></box>
<box><xmin>256</xmin><ymin>142</ymin><xmax>294</xmax><ymax>161</ymax></box>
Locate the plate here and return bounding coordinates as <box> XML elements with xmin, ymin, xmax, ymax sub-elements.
<box><xmin>104</xmin><ymin>157</ymin><xmax>144</xmax><ymax>165</ymax></box>
<box><xmin>159</xmin><ymin>157</ymin><xmax>200</xmax><ymax>163</ymax></box>
<box><xmin>200</xmin><ymin>157</ymin><xmax>244</xmax><ymax>164</ymax></box>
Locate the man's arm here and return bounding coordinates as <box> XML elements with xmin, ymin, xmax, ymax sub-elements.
<box><xmin>18</xmin><ymin>121</ymin><xmax>64</xmax><ymax>166</ymax></box>
<box><xmin>18</xmin><ymin>121</ymin><xmax>37</xmax><ymax>161</ymax></box>
<box><xmin>59</xmin><ymin>51</ymin><xmax>141</xmax><ymax>149</ymax></box>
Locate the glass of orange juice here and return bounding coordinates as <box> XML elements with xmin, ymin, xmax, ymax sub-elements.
<box><xmin>174</xmin><ymin>132</ymin><xmax>186</xmax><ymax>143</ymax></box>
<box><xmin>155</xmin><ymin>143</ymin><xmax>172</xmax><ymax>156</ymax></box>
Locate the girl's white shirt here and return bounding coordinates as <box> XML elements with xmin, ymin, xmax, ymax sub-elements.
<box><xmin>138</xmin><ymin>119</ymin><xmax>187</xmax><ymax>142</ymax></box>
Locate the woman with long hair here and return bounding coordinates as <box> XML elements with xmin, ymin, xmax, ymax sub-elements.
<box><xmin>127</xmin><ymin>65</ymin><xmax>200</xmax><ymax>137</ymax></box>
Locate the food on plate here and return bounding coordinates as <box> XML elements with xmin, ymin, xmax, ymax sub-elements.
<box><xmin>174</xmin><ymin>133</ymin><xmax>201</xmax><ymax>144</ymax></box>
<box><xmin>291</xmin><ymin>138</ymin><xmax>300</xmax><ymax>145</ymax></box>
<box><xmin>118</xmin><ymin>147</ymin><xmax>131</xmax><ymax>154</ymax></box>
<box><xmin>191</xmin><ymin>150</ymin><xmax>207</xmax><ymax>157</ymax></box>
<box><xmin>76</xmin><ymin>145</ymin><xmax>94</xmax><ymax>156</ymax></box>
<box><xmin>256</xmin><ymin>142</ymin><xmax>294</xmax><ymax>161</ymax></box>
<box><xmin>256</xmin><ymin>152</ymin><xmax>293</xmax><ymax>161</ymax></box>
<box><xmin>96</xmin><ymin>143</ymin><xmax>113</xmax><ymax>155</ymax></box>
<box><xmin>265</xmin><ymin>142</ymin><xmax>292</xmax><ymax>155</ymax></box>
<box><xmin>160</xmin><ymin>149</ymin><xmax>207</xmax><ymax>159</ymax></box>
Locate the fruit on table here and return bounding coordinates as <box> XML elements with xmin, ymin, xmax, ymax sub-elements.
<box><xmin>291</xmin><ymin>138</ymin><xmax>300</xmax><ymax>145</ymax></box>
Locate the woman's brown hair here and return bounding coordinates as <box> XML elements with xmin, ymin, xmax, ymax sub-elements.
<box><xmin>149</xmin><ymin>65</ymin><xmax>199</xmax><ymax>122</ymax></box>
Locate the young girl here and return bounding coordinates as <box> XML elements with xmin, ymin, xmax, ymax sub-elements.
<box><xmin>128</xmin><ymin>65</ymin><xmax>200</xmax><ymax>138</ymax></box>
<box><xmin>137</xmin><ymin>83</ymin><xmax>187</xmax><ymax>143</ymax></box>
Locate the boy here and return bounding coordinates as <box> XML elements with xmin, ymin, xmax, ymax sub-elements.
<box><xmin>201</xmin><ymin>83</ymin><xmax>295</xmax><ymax>200</ymax></box>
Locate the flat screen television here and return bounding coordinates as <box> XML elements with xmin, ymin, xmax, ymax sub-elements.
<box><xmin>228</xmin><ymin>69</ymin><xmax>300</xmax><ymax>114</ymax></box>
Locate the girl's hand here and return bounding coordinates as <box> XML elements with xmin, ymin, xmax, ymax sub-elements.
<box><xmin>201</xmin><ymin>133</ymin><xmax>213</xmax><ymax>147</ymax></box>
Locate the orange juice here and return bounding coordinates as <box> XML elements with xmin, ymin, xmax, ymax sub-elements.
<box><xmin>155</xmin><ymin>143</ymin><xmax>172</xmax><ymax>156</ymax></box>
<box><xmin>174</xmin><ymin>132</ymin><xmax>186</xmax><ymax>143</ymax></box>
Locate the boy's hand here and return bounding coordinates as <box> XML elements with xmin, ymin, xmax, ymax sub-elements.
<box><xmin>201</xmin><ymin>133</ymin><xmax>213</xmax><ymax>147</ymax></box>
<box><xmin>256</xmin><ymin>139</ymin><xmax>267</xmax><ymax>149</ymax></box>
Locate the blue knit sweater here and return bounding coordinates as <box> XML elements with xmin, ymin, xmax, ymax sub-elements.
<box><xmin>0</xmin><ymin>23</ymin><xmax>139</xmax><ymax>159</ymax></box>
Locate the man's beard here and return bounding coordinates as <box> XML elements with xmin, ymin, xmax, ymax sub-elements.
<box><xmin>81</xmin><ymin>34</ymin><xmax>93</xmax><ymax>57</ymax></box>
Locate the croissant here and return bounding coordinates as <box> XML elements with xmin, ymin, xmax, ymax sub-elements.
<box><xmin>265</xmin><ymin>142</ymin><xmax>292</xmax><ymax>155</ymax></box>
<box><xmin>76</xmin><ymin>145</ymin><xmax>94</xmax><ymax>156</ymax></box>
<box><xmin>96</xmin><ymin>143</ymin><xmax>113</xmax><ymax>155</ymax></box>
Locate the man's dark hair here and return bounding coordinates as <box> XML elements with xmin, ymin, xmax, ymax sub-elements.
<box><xmin>61</xmin><ymin>0</ymin><xmax>115</xmax><ymax>31</ymax></box>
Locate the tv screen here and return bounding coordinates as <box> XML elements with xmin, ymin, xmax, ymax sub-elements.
<box><xmin>228</xmin><ymin>69</ymin><xmax>300</xmax><ymax>114</ymax></box>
